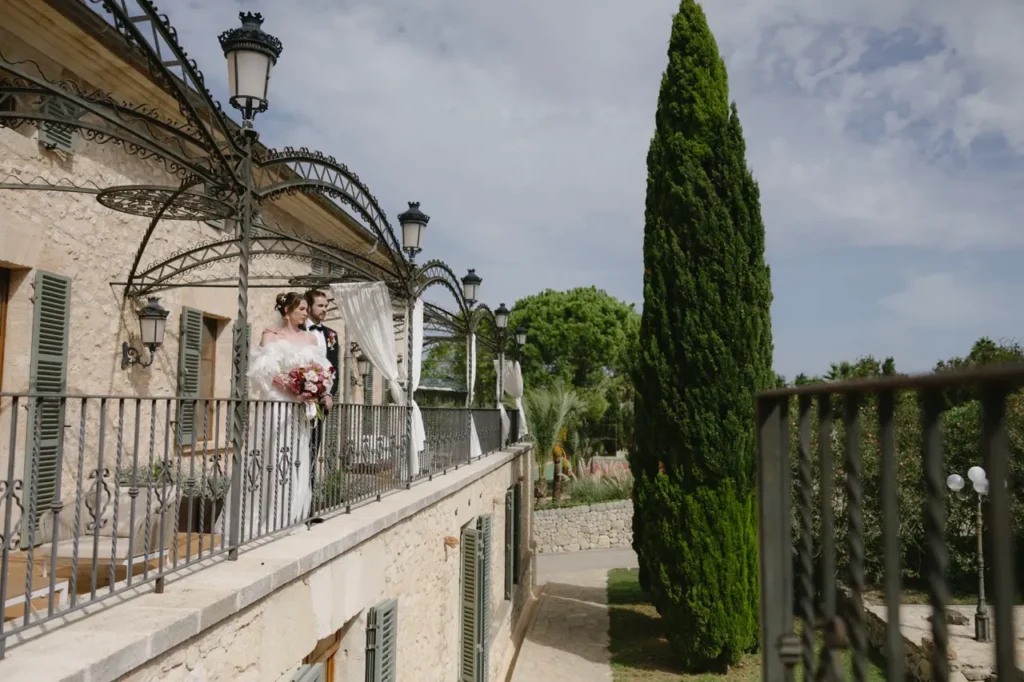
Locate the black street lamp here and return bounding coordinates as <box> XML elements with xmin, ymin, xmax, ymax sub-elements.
<box><xmin>398</xmin><ymin>201</ymin><xmax>430</xmax><ymax>262</ymax></box>
<box><xmin>947</xmin><ymin>467</ymin><xmax>991</xmax><ymax>642</ymax></box>
<box><xmin>494</xmin><ymin>302</ymin><xmax>510</xmax><ymax>330</ymax></box>
<box><xmin>357</xmin><ymin>354</ymin><xmax>371</xmax><ymax>380</ymax></box>
<box><xmin>219</xmin><ymin>11</ymin><xmax>282</xmax><ymax>558</ymax></box>
<box><xmin>219</xmin><ymin>13</ymin><xmax>283</xmax><ymax>126</ymax></box>
<box><xmin>462</xmin><ymin>269</ymin><xmax>482</xmax><ymax>306</ymax></box>
<box><xmin>515</xmin><ymin>325</ymin><xmax>527</xmax><ymax>348</ymax></box>
<box><xmin>121</xmin><ymin>296</ymin><xmax>169</xmax><ymax>369</ymax></box>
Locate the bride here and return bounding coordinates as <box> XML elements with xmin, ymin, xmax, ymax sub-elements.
<box><xmin>218</xmin><ymin>292</ymin><xmax>334</xmax><ymax>537</ymax></box>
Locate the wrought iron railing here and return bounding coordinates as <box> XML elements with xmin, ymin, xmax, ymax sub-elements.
<box><xmin>0</xmin><ymin>393</ymin><xmax>511</xmax><ymax>656</ymax></box>
<box><xmin>417</xmin><ymin>406</ymin><xmax>470</xmax><ymax>479</ymax></box>
<box><xmin>756</xmin><ymin>365</ymin><xmax>1023</xmax><ymax>681</ymax></box>
<box><xmin>473</xmin><ymin>409</ymin><xmax>503</xmax><ymax>458</ymax></box>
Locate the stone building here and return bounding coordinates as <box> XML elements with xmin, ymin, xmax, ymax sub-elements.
<box><xmin>0</xmin><ymin>2</ymin><xmax>536</xmax><ymax>680</ymax></box>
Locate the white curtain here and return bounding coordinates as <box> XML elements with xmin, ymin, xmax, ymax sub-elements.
<box><xmin>409</xmin><ymin>299</ymin><xmax>425</xmax><ymax>468</ymax></box>
<box><xmin>505</xmin><ymin>360</ymin><xmax>528</xmax><ymax>436</ymax></box>
<box><xmin>329</xmin><ymin>283</ymin><xmax>404</xmax><ymax>405</ymax></box>
<box><xmin>468</xmin><ymin>332</ymin><xmax>481</xmax><ymax>458</ymax></box>
<box><xmin>493</xmin><ymin>357</ymin><xmax>511</xmax><ymax>445</ymax></box>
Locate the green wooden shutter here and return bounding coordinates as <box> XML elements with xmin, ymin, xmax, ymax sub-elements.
<box><xmin>363</xmin><ymin>366</ymin><xmax>374</xmax><ymax>432</ymax></box>
<box><xmin>512</xmin><ymin>483</ymin><xmax>522</xmax><ymax>583</ymax></box>
<box><xmin>293</xmin><ymin>663</ymin><xmax>325</xmax><ymax>682</ymax></box>
<box><xmin>504</xmin><ymin>488</ymin><xmax>514</xmax><ymax>600</ymax></box>
<box><xmin>477</xmin><ymin>514</ymin><xmax>492</xmax><ymax>682</ymax></box>
<box><xmin>176</xmin><ymin>307</ymin><xmax>203</xmax><ymax>444</ymax></box>
<box><xmin>460</xmin><ymin>525</ymin><xmax>481</xmax><ymax>682</ymax></box>
<box><xmin>23</xmin><ymin>271</ymin><xmax>71</xmax><ymax>530</ymax></box>
<box><xmin>311</xmin><ymin>258</ymin><xmax>324</xmax><ymax>276</ymax></box>
<box><xmin>366</xmin><ymin>598</ymin><xmax>398</xmax><ymax>682</ymax></box>
<box><xmin>40</xmin><ymin>98</ymin><xmax>77</xmax><ymax>154</ymax></box>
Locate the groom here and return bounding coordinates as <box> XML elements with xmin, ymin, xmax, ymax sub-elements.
<box><xmin>302</xmin><ymin>288</ymin><xmax>341</xmax><ymax>525</ymax></box>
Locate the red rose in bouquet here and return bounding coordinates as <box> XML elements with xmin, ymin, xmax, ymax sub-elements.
<box><xmin>274</xmin><ymin>363</ymin><xmax>336</xmax><ymax>420</ymax></box>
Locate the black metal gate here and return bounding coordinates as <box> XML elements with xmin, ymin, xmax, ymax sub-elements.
<box><xmin>755</xmin><ymin>366</ymin><xmax>1022</xmax><ymax>681</ymax></box>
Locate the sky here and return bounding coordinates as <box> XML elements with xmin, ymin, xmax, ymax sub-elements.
<box><xmin>163</xmin><ymin>0</ymin><xmax>1024</xmax><ymax>379</ymax></box>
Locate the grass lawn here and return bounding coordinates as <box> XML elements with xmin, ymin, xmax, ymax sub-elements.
<box><xmin>607</xmin><ymin>569</ymin><xmax>887</xmax><ymax>681</ymax></box>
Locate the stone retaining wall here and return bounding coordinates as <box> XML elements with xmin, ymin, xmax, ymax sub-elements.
<box><xmin>534</xmin><ymin>500</ymin><xmax>633</xmax><ymax>553</ymax></box>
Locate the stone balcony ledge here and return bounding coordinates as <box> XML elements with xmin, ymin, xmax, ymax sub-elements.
<box><xmin>0</xmin><ymin>445</ymin><xmax>531</xmax><ymax>682</ymax></box>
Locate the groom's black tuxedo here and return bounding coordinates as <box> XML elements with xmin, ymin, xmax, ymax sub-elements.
<box><xmin>301</xmin><ymin>322</ymin><xmax>341</xmax><ymax>397</ymax></box>
<box><xmin>302</xmin><ymin>321</ymin><xmax>341</xmax><ymax>512</ymax></box>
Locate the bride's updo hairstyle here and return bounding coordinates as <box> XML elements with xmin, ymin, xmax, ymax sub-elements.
<box><xmin>275</xmin><ymin>292</ymin><xmax>304</xmax><ymax>317</ymax></box>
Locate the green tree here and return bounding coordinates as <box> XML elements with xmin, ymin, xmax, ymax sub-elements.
<box><xmin>524</xmin><ymin>381</ymin><xmax>584</xmax><ymax>499</ymax></box>
<box><xmin>631</xmin><ymin>0</ymin><xmax>773</xmax><ymax>669</ymax></box>
<box><xmin>511</xmin><ymin>287</ymin><xmax>639</xmax><ymax>392</ymax></box>
<box><xmin>421</xmin><ymin>336</ymin><xmax>498</xmax><ymax>408</ymax></box>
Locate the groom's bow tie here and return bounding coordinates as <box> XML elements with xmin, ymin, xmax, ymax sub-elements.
<box><xmin>307</xmin><ymin>324</ymin><xmax>325</xmax><ymax>332</ymax></box>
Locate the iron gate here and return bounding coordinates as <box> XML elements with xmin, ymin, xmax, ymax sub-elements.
<box><xmin>756</xmin><ymin>365</ymin><xmax>1022</xmax><ymax>681</ymax></box>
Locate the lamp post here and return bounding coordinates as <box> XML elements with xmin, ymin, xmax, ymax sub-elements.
<box><xmin>515</xmin><ymin>324</ymin><xmax>527</xmax><ymax>351</ymax></box>
<box><xmin>121</xmin><ymin>296</ymin><xmax>169</xmax><ymax>369</ymax></box>
<box><xmin>219</xmin><ymin>11</ymin><xmax>282</xmax><ymax>559</ymax></box>
<box><xmin>946</xmin><ymin>467</ymin><xmax>991</xmax><ymax>642</ymax></box>
<box><xmin>398</xmin><ymin>202</ymin><xmax>429</xmax><ymax>264</ymax></box>
<box><xmin>460</xmin><ymin>270</ymin><xmax>482</xmax><ymax>408</ymax></box>
<box><xmin>494</xmin><ymin>303</ymin><xmax>510</xmax><ymax>408</ymax></box>
<box><xmin>357</xmin><ymin>355</ymin><xmax>370</xmax><ymax>387</ymax></box>
<box><xmin>399</xmin><ymin>202</ymin><xmax>430</xmax><ymax>483</ymax></box>
<box><xmin>462</xmin><ymin>269</ymin><xmax>481</xmax><ymax>306</ymax></box>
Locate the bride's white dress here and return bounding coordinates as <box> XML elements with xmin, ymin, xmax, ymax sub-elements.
<box><xmin>218</xmin><ymin>338</ymin><xmax>330</xmax><ymax>537</ymax></box>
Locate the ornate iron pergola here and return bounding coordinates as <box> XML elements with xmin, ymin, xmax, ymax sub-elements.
<box><xmin>0</xmin><ymin>0</ymin><xmax>482</xmax><ymax>550</ymax></box>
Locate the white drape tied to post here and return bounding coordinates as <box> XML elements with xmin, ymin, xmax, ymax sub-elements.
<box><xmin>469</xmin><ymin>332</ymin><xmax>481</xmax><ymax>458</ymax></box>
<box><xmin>329</xmin><ymin>283</ymin><xmax>404</xmax><ymax>405</ymax></box>
<box><xmin>493</xmin><ymin>357</ymin><xmax>511</xmax><ymax>444</ymax></box>
<box><xmin>410</xmin><ymin>298</ymin><xmax>425</xmax><ymax>466</ymax></box>
<box><xmin>505</xmin><ymin>360</ymin><xmax>528</xmax><ymax>436</ymax></box>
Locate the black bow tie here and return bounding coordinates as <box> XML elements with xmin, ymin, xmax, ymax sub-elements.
<box><xmin>307</xmin><ymin>324</ymin><xmax>324</xmax><ymax>332</ymax></box>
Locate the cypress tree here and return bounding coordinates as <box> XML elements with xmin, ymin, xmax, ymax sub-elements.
<box><xmin>632</xmin><ymin>0</ymin><xmax>773</xmax><ymax>670</ymax></box>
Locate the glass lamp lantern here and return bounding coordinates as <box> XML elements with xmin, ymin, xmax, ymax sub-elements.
<box><xmin>462</xmin><ymin>269</ymin><xmax>482</xmax><ymax>305</ymax></box>
<box><xmin>219</xmin><ymin>12</ymin><xmax>283</xmax><ymax>122</ymax></box>
<box><xmin>122</xmin><ymin>297</ymin><xmax>169</xmax><ymax>369</ymax></box>
<box><xmin>515</xmin><ymin>325</ymin><xmax>527</xmax><ymax>347</ymax></box>
<box><xmin>494</xmin><ymin>303</ymin><xmax>510</xmax><ymax>330</ymax></box>
<box><xmin>397</xmin><ymin>201</ymin><xmax>430</xmax><ymax>259</ymax></box>
<box><xmin>357</xmin><ymin>355</ymin><xmax>371</xmax><ymax>378</ymax></box>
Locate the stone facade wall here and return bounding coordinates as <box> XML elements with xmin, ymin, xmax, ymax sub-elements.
<box><xmin>117</xmin><ymin>450</ymin><xmax>535</xmax><ymax>682</ymax></box>
<box><xmin>0</xmin><ymin>21</ymin><xmax>393</xmax><ymax>500</ymax></box>
<box><xmin>534</xmin><ymin>499</ymin><xmax>633</xmax><ymax>553</ymax></box>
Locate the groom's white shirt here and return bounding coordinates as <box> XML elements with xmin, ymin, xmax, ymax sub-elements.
<box><xmin>307</xmin><ymin>324</ymin><xmax>327</xmax><ymax>351</ymax></box>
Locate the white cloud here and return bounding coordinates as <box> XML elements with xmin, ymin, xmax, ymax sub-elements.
<box><xmin>151</xmin><ymin>0</ymin><xmax>1024</xmax><ymax>374</ymax></box>
<box><xmin>880</xmin><ymin>271</ymin><xmax>1019</xmax><ymax>330</ymax></box>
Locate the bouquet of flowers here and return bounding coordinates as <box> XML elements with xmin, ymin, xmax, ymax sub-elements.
<box><xmin>274</xmin><ymin>363</ymin><xmax>336</xmax><ymax>420</ymax></box>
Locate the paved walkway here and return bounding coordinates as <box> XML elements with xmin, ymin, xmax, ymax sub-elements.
<box><xmin>510</xmin><ymin>549</ymin><xmax>638</xmax><ymax>682</ymax></box>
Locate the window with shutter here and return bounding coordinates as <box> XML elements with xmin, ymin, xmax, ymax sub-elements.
<box><xmin>365</xmin><ymin>598</ymin><xmax>398</xmax><ymax>682</ymax></box>
<box><xmin>512</xmin><ymin>483</ymin><xmax>522</xmax><ymax>583</ymax></box>
<box><xmin>362</xmin><ymin>366</ymin><xmax>374</xmax><ymax>432</ymax></box>
<box><xmin>176</xmin><ymin>307</ymin><xmax>204</xmax><ymax>445</ymax></box>
<box><xmin>39</xmin><ymin>98</ymin><xmax>78</xmax><ymax>154</ymax></box>
<box><xmin>23</xmin><ymin>271</ymin><xmax>71</xmax><ymax>535</ymax></box>
<box><xmin>200</xmin><ymin>316</ymin><xmax>218</xmax><ymax>430</ymax></box>
<box><xmin>311</xmin><ymin>258</ymin><xmax>325</xmax><ymax>276</ymax></box>
<box><xmin>460</xmin><ymin>524</ymin><xmax>481</xmax><ymax>682</ymax></box>
<box><xmin>504</xmin><ymin>488</ymin><xmax>514</xmax><ymax>600</ymax></box>
<box><xmin>476</xmin><ymin>514</ymin><xmax>492</xmax><ymax>681</ymax></box>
